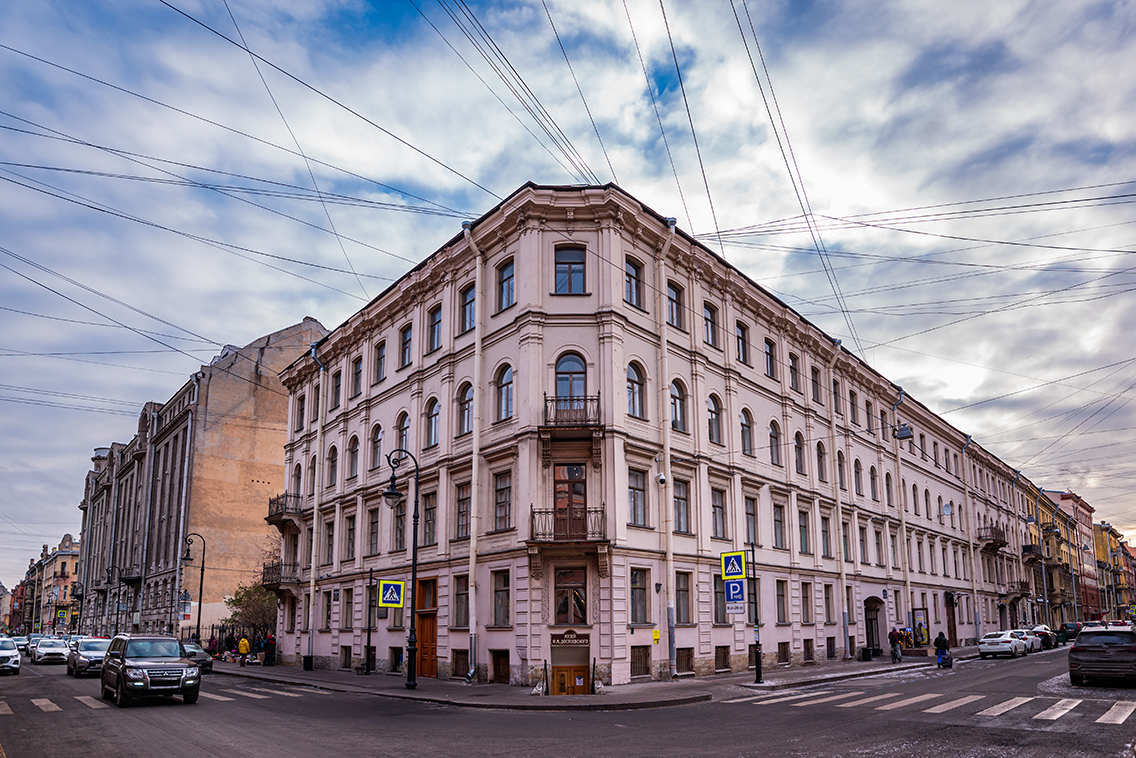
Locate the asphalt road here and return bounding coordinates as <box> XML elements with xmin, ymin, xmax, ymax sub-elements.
<box><xmin>2</xmin><ymin>648</ymin><xmax>1133</xmax><ymax>758</ymax></box>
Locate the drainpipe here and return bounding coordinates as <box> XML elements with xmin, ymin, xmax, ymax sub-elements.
<box><xmin>307</xmin><ymin>345</ymin><xmax>327</xmax><ymax>663</ymax></box>
<box><xmin>826</xmin><ymin>343</ymin><xmax>850</xmax><ymax>657</ymax></box>
<box><xmin>891</xmin><ymin>389</ymin><xmax>914</xmax><ymax>635</ymax></box>
<box><xmin>655</xmin><ymin>218</ymin><xmax>677</xmax><ymax>679</ymax></box>
<box><xmin>463</xmin><ymin>221</ymin><xmax>484</xmax><ymax>682</ymax></box>
<box><xmin>961</xmin><ymin>435</ymin><xmax>980</xmax><ymax>640</ymax></box>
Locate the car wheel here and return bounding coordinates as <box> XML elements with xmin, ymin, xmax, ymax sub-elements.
<box><xmin>114</xmin><ymin>679</ymin><xmax>130</xmax><ymax>708</ymax></box>
<box><xmin>1070</xmin><ymin>673</ymin><xmax>1084</xmax><ymax>686</ymax></box>
<box><xmin>1011</xmin><ymin>647</ymin><xmax>1019</xmax><ymax>658</ymax></box>
<box><xmin>980</xmin><ymin>653</ymin><xmax>987</xmax><ymax>659</ymax></box>
<box><xmin>101</xmin><ymin>677</ymin><xmax>113</xmax><ymax>701</ymax></box>
<box><xmin>183</xmin><ymin>691</ymin><xmax>199</xmax><ymax>705</ymax></box>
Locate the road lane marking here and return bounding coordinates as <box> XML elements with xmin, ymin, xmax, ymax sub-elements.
<box><xmin>1033</xmin><ymin>699</ymin><xmax>1081</xmax><ymax>721</ymax></box>
<box><xmin>753</xmin><ymin>690</ymin><xmax>834</xmax><ymax>705</ymax></box>
<box><xmin>249</xmin><ymin>687</ymin><xmax>302</xmax><ymax>698</ymax></box>
<box><xmin>74</xmin><ymin>696</ymin><xmax>109</xmax><ymax>710</ymax></box>
<box><xmin>790</xmin><ymin>691</ymin><xmax>865</xmax><ymax>707</ymax></box>
<box><xmin>1096</xmin><ymin>702</ymin><xmax>1136</xmax><ymax>725</ymax></box>
<box><xmin>836</xmin><ymin>693</ymin><xmax>903</xmax><ymax>708</ymax></box>
<box><xmin>876</xmin><ymin>693</ymin><xmax>942</xmax><ymax>711</ymax></box>
<box><xmin>288</xmin><ymin>688</ymin><xmax>331</xmax><ymax>695</ymax></box>
<box><xmin>221</xmin><ymin>689</ymin><xmax>270</xmax><ymax>699</ymax></box>
<box><xmin>31</xmin><ymin>699</ymin><xmax>61</xmax><ymax>712</ymax></box>
<box><xmin>0</xmin><ymin>703</ymin><xmax>11</xmax><ymax>716</ymax></box>
<box><xmin>976</xmin><ymin>697</ymin><xmax>1034</xmax><ymax>716</ymax></box>
<box><xmin>199</xmin><ymin>692</ymin><xmax>235</xmax><ymax>701</ymax></box>
<box><xmin>924</xmin><ymin>695</ymin><xmax>985</xmax><ymax>713</ymax></box>
<box><xmin>723</xmin><ymin>694</ymin><xmax>777</xmax><ymax>704</ymax></box>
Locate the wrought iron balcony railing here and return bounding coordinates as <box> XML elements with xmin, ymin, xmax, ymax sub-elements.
<box><xmin>261</xmin><ymin>561</ymin><xmax>301</xmax><ymax>585</ymax></box>
<box><xmin>530</xmin><ymin>503</ymin><xmax>606</xmax><ymax>542</ymax></box>
<box><xmin>543</xmin><ymin>394</ymin><xmax>601</xmax><ymax>426</ymax></box>
<box><xmin>268</xmin><ymin>492</ymin><xmax>305</xmax><ymax>520</ymax></box>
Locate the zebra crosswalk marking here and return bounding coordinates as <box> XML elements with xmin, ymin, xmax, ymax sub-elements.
<box><xmin>790</xmin><ymin>691</ymin><xmax>865</xmax><ymax>707</ymax></box>
<box><xmin>923</xmin><ymin>695</ymin><xmax>985</xmax><ymax>713</ymax></box>
<box><xmin>1096</xmin><ymin>702</ymin><xmax>1136</xmax><ymax>725</ymax></box>
<box><xmin>74</xmin><ymin>696</ymin><xmax>109</xmax><ymax>710</ymax></box>
<box><xmin>0</xmin><ymin>703</ymin><xmax>11</xmax><ymax>716</ymax></box>
<box><xmin>31</xmin><ymin>699</ymin><xmax>60</xmax><ymax>712</ymax></box>
<box><xmin>976</xmin><ymin>697</ymin><xmax>1033</xmax><ymax>716</ymax></box>
<box><xmin>221</xmin><ymin>689</ymin><xmax>270</xmax><ymax>699</ymax></box>
<box><xmin>754</xmin><ymin>690</ymin><xmax>834</xmax><ymax>705</ymax></box>
<box><xmin>199</xmin><ymin>692</ymin><xmax>235</xmax><ymax>702</ymax></box>
<box><xmin>836</xmin><ymin>693</ymin><xmax>903</xmax><ymax>708</ymax></box>
<box><xmin>723</xmin><ymin>694</ymin><xmax>777</xmax><ymax>704</ymax></box>
<box><xmin>876</xmin><ymin>693</ymin><xmax>941</xmax><ymax>711</ymax></box>
<box><xmin>249</xmin><ymin>687</ymin><xmax>302</xmax><ymax>698</ymax></box>
<box><xmin>1033</xmin><ymin>699</ymin><xmax>1081</xmax><ymax>721</ymax></box>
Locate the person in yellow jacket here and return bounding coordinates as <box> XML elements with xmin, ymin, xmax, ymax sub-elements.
<box><xmin>238</xmin><ymin>636</ymin><xmax>250</xmax><ymax>667</ymax></box>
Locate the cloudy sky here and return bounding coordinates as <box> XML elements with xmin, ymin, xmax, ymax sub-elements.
<box><xmin>2</xmin><ymin>0</ymin><xmax>1135</xmax><ymax>588</ymax></box>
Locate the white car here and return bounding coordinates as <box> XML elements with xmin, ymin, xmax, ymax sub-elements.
<box><xmin>1011</xmin><ymin>629</ymin><xmax>1041</xmax><ymax>653</ymax></box>
<box><xmin>979</xmin><ymin>630</ymin><xmax>1027</xmax><ymax>659</ymax></box>
<box><xmin>31</xmin><ymin>638</ymin><xmax>68</xmax><ymax>664</ymax></box>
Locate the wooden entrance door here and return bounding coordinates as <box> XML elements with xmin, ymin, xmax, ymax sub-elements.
<box><xmin>417</xmin><ymin>612</ymin><xmax>437</xmax><ymax>678</ymax></box>
<box><xmin>946</xmin><ymin>602</ymin><xmax>958</xmax><ymax>647</ymax></box>
<box><xmin>552</xmin><ymin>665</ymin><xmax>589</xmax><ymax>695</ymax></box>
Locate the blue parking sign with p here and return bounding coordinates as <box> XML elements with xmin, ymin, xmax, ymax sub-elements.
<box><xmin>378</xmin><ymin>580</ymin><xmax>405</xmax><ymax>608</ymax></box>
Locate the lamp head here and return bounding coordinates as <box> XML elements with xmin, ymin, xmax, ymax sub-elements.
<box><xmin>893</xmin><ymin>424</ymin><xmax>914</xmax><ymax>441</ymax></box>
<box><xmin>181</xmin><ymin>545</ymin><xmax>193</xmax><ymax>563</ymax></box>
<box><xmin>383</xmin><ymin>473</ymin><xmax>403</xmax><ymax>509</ymax></box>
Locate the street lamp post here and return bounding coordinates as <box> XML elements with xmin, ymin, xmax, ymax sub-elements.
<box><xmin>365</xmin><ymin>568</ymin><xmax>375</xmax><ymax>675</ymax></box>
<box><xmin>382</xmin><ymin>448</ymin><xmax>420</xmax><ymax>691</ymax></box>
<box><xmin>182</xmin><ymin>533</ymin><xmax>207</xmax><ymax>643</ymax></box>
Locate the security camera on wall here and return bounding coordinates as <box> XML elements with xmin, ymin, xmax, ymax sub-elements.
<box><xmin>656</xmin><ymin>473</ymin><xmax>667</xmax><ymax>485</ymax></box>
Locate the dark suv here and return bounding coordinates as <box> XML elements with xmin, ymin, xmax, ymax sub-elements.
<box><xmin>1068</xmin><ymin>625</ymin><xmax>1136</xmax><ymax>686</ymax></box>
<box><xmin>100</xmin><ymin>634</ymin><xmax>200</xmax><ymax>706</ymax></box>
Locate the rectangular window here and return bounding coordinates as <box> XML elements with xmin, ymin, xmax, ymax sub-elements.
<box><xmin>492</xmin><ymin>570</ymin><xmax>510</xmax><ymax>626</ymax></box>
<box><xmin>453</xmin><ymin>575</ymin><xmax>470</xmax><ymax>627</ymax></box>
<box><xmin>555</xmin><ymin>248</ymin><xmax>585</xmax><ymax>294</ymax></box>
<box><xmin>866</xmin><ymin>402</ymin><xmax>874</xmax><ymax>433</ymax></box>
<box><xmin>747</xmin><ymin>577</ymin><xmax>760</xmax><ymax>625</ymax></box>
<box><xmin>704</xmin><ymin>304</ymin><xmax>719</xmax><ymax>347</ymax></box>
<box><xmin>666</xmin><ymin>283</ymin><xmax>684</xmax><ymax>329</ymax></box>
<box><xmin>674</xmin><ymin>480</ymin><xmax>690</xmax><ymax>534</ymax></box>
<box><xmin>714</xmin><ymin>576</ymin><xmax>727</xmax><ymax>624</ymax></box>
<box><xmin>811</xmin><ymin>367</ymin><xmax>822</xmax><ymax>403</ymax></box>
<box><xmin>345</xmin><ymin>515</ymin><xmax>356</xmax><ymax>561</ymax></box>
<box><xmin>455</xmin><ymin>484</ymin><xmax>471</xmax><ymax>539</ymax></box>
<box><xmin>711</xmin><ymin>489</ymin><xmax>726</xmax><ymax>539</ymax></box>
<box><xmin>373</xmin><ymin>342</ymin><xmax>386</xmax><ymax>383</ymax></box>
<box><xmin>842</xmin><ymin>522</ymin><xmax>851</xmax><ymax>561</ymax></box>
<box><xmin>331</xmin><ymin>371</ymin><xmax>342</xmax><ymax>409</ymax></box>
<box><xmin>745</xmin><ymin>496</ymin><xmax>757</xmax><ymax>545</ymax></box>
<box><xmin>799</xmin><ymin>511</ymin><xmax>810</xmax><ymax>554</ymax></box>
<box><xmin>773</xmin><ymin>504</ymin><xmax>786</xmax><ymax>549</ymax></box>
<box><xmin>628</xmin><ymin>469</ymin><xmax>647</xmax><ymax>527</ymax></box>
<box><xmin>427</xmin><ymin>306</ymin><xmax>442</xmax><ymax>352</ymax></box>
<box><xmin>801</xmin><ymin>582</ymin><xmax>812</xmax><ymax>624</ymax></box>
<box><xmin>789</xmin><ymin>354</ymin><xmax>801</xmax><ymax>392</ymax></box>
<box><xmin>368</xmin><ymin>508</ymin><xmax>379</xmax><ymax>555</ymax></box>
<box><xmin>494</xmin><ymin>472</ymin><xmax>512</xmax><ymax>531</ymax></box>
<box><xmin>676</xmin><ymin>572</ymin><xmax>691</xmax><ymax>624</ymax></box>
<box><xmin>624</xmin><ymin>259</ymin><xmax>643</xmax><ymax>308</ymax></box>
<box><xmin>393</xmin><ymin>503</ymin><xmax>405</xmax><ymax>551</ymax></box>
<box><xmin>324</xmin><ymin>521</ymin><xmax>334</xmax><ymax>564</ymax></box>
<box><xmin>824</xmin><ymin>584</ymin><xmax>834</xmax><ymax>624</ymax></box>
<box><xmin>776</xmin><ymin>580</ymin><xmax>787</xmax><ymax>624</ymax></box>
<box><xmin>422</xmin><ymin>492</ymin><xmax>437</xmax><ymax>546</ymax></box>
<box><xmin>555</xmin><ymin>567</ymin><xmax>587</xmax><ymax>625</ymax></box>
<box><xmin>764</xmin><ymin>339</ymin><xmax>777</xmax><ymax>378</ymax></box>
<box><xmin>891</xmin><ymin>534</ymin><xmax>899</xmax><ymax>567</ymax></box>
<box><xmin>849</xmin><ymin>391</ymin><xmax>858</xmax><ymax>424</ymax></box>
<box><xmin>859</xmin><ymin>527</ymin><xmax>868</xmax><ymax>563</ymax></box>
<box><xmin>352</xmin><ymin>357</ymin><xmax>363</xmax><ymax>397</ymax></box>
<box><xmin>342</xmin><ymin>588</ymin><xmax>354</xmax><ymax>629</ymax></box>
<box><xmin>736</xmin><ymin>322</ymin><xmax>749</xmax><ymax>364</ymax></box>
<box><xmin>875</xmin><ymin>531</ymin><xmax>883</xmax><ymax>566</ymax></box>
<box><xmin>323</xmin><ymin>591</ymin><xmax>333</xmax><ymax>629</ymax></box>
<box><xmin>821</xmin><ymin>516</ymin><xmax>832</xmax><ymax>557</ymax></box>
<box><xmin>312</xmin><ymin>385</ymin><xmax>319</xmax><ymax>420</ymax></box>
<box><xmin>295</xmin><ymin>395</ymin><xmax>306</xmax><ymax>431</ymax></box>
<box><xmin>630</xmin><ymin>569</ymin><xmax>648</xmax><ymax>625</ymax></box>
<box><xmin>846</xmin><ymin>586</ymin><xmax>855</xmax><ymax>623</ymax></box>
<box><xmin>399</xmin><ymin>325</ymin><xmax>412</xmax><ymax>368</ymax></box>
<box><xmin>460</xmin><ymin>285</ymin><xmax>476</xmax><ymax>333</ymax></box>
<box><xmin>833</xmin><ymin>380</ymin><xmax>842</xmax><ymax>415</ymax></box>
<box><xmin>498</xmin><ymin>260</ymin><xmax>514</xmax><ymax>311</ymax></box>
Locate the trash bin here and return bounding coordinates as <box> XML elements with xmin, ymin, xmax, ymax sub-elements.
<box><xmin>1056</xmin><ymin>630</ymin><xmax>1067</xmax><ymax>646</ymax></box>
<box><xmin>302</xmin><ymin>655</ymin><xmax>314</xmax><ymax>671</ymax></box>
<box><xmin>861</xmin><ymin>647</ymin><xmax>873</xmax><ymax>661</ymax></box>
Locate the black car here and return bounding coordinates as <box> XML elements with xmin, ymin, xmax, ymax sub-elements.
<box><xmin>100</xmin><ymin>634</ymin><xmax>200</xmax><ymax>706</ymax></box>
<box><xmin>1069</xmin><ymin>625</ymin><xmax>1136</xmax><ymax>686</ymax></box>
<box><xmin>182</xmin><ymin>642</ymin><xmax>214</xmax><ymax>674</ymax></box>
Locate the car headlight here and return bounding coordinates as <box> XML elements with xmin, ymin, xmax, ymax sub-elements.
<box><xmin>125</xmin><ymin>668</ymin><xmax>145</xmax><ymax>680</ymax></box>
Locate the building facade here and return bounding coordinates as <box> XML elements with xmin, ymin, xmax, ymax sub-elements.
<box><xmin>267</xmin><ymin>184</ymin><xmax>1077</xmax><ymax>689</ymax></box>
<box><xmin>77</xmin><ymin>318</ymin><xmax>326</xmax><ymax>638</ymax></box>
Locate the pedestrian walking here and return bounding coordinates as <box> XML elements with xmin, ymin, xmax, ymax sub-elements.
<box><xmin>888</xmin><ymin>627</ymin><xmax>902</xmax><ymax>663</ymax></box>
<box><xmin>934</xmin><ymin>631</ymin><xmax>950</xmax><ymax>667</ymax></box>
<box><xmin>266</xmin><ymin>633</ymin><xmax>276</xmax><ymax>667</ymax></box>
<box><xmin>238</xmin><ymin>635</ymin><xmax>250</xmax><ymax>667</ymax></box>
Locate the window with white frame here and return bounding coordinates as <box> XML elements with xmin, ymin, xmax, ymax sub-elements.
<box><xmin>497</xmin><ymin>260</ymin><xmax>514</xmax><ymax>311</ymax></box>
<box><xmin>704</xmin><ymin>303</ymin><xmax>719</xmax><ymax>347</ymax></box>
<box><xmin>666</xmin><ymin>283</ymin><xmax>684</xmax><ymax>329</ymax></box>
<box><xmin>628</xmin><ymin>468</ymin><xmax>647</xmax><ymax>527</ymax></box>
<box><xmin>427</xmin><ymin>305</ymin><xmax>442</xmax><ymax>352</ymax></box>
<box><xmin>625</xmin><ymin>258</ymin><xmax>643</xmax><ymax>308</ymax></box>
<box><xmin>554</xmin><ymin>248</ymin><xmax>585</xmax><ymax>294</ymax></box>
<box><xmin>494</xmin><ymin>472</ymin><xmax>512</xmax><ymax>531</ymax></box>
<box><xmin>711</xmin><ymin>489</ymin><xmax>726</xmax><ymax>539</ymax></box>
<box><xmin>459</xmin><ymin>284</ymin><xmax>475</xmax><ymax>333</ymax></box>
<box><xmin>673</xmin><ymin>479</ymin><xmax>690</xmax><ymax>533</ymax></box>
<box><xmin>496</xmin><ymin>365</ymin><xmax>513</xmax><ymax>421</ymax></box>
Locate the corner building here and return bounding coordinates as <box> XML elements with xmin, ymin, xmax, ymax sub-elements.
<box><xmin>272</xmin><ymin>183</ymin><xmax>1038</xmax><ymax>689</ymax></box>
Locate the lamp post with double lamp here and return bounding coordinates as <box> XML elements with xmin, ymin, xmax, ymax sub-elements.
<box><xmin>181</xmin><ymin>533</ymin><xmax>206</xmax><ymax>643</ymax></box>
<box><xmin>382</xmin><ymin>449</ymin><xmax>420</xmax><ymax>690</ymax></box>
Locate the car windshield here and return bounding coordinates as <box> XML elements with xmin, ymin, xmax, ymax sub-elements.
<box><xmin>126</xmin><ymin>639</ymin><xmax>182</xmax><ymax>658</ymax></box>
<box><xmin>1077</xmin><ymin>632</ymin><xmax>1136</xmax><ymax>646</ymax></box>
<box><xmin>80</xmin><ymin>639</ymin><xmax>110</xmax><ymax>652</ymax></box>
<box><xmin>185</xmin><ymin>644</ymin><xmax>204</xmax><ymax>654</ymax></box>
<box><xmin>40</xmin><ymin>640</ymin><xmax>66</xmax><ymax>649</ymax></box>
<box><xmin>0</xmin><ymin>640</ymin><xmax>15</xmax><ymax>651</ymax></box>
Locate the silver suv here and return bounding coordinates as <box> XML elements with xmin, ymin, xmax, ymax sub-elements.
<box><xmin>100</xmin><ymin>634</ymin><xmax>200</xmax><ymax>706</ymax></box>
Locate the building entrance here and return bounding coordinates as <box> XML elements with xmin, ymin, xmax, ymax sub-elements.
<box><xmin>416</xmin><ymin>578</ymin><xmax>437</xmax><ymax>678</ymax></box>
<box><xmin>549</xmin><ymin>630</ymin><xmax>590</xmax><ymax>695</ymax></box>
<box><xmin>864</xmin><ymin>597</ymin><xmax>884</xmax><ymax>655</ymax></box>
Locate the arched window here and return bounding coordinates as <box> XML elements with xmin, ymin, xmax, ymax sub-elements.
<box><xmin>396</xmin><ymin>412</ymin><xmax>410</xmax><ymax>452</ymax></box>
<box><xmin>707</xmin><ymin>395</ymin><xmax>723</xmax><ymax>444</ymax></box>
<box><xmin>854</xmin><ymin>459</ymin><xmax>863</xmax><ymax>495</ymax></box>
<box><xmin>837</xmin><ymin>451</ymin><xmax>846</xmax><ymax>490</ymax></box>
<box><xmin>327</xmin><ymin>446</ymin><xmax>338</xmax><ymax>488</ymax></box>
<box><xmin>925</xmin><ymin>489</ymin><xmax>932</xmax><ymax>519</ymax></box>
<box><xmin>496</xmin><ymin>365</ymin><xmax>513</xmax><ymax>421</ymax></box>
<box><xmin>292</xmin><ymin>463</ymin><xmax>302</xmax><ymax>495</ymax></box>
<box><xmin>425</xmin><ymin>399</ymin><xmax>440</xmax><ymax>447</ymax></box>
<box><xmin>457</xmin><ymin>384</ymin><xmax>473</xmax><ymax>435</ymax></box>
<box><xmin>555</xmin><ymin>354</ymin><xmax>586</xmax><ymax>419</ymax></box>
<box><xmin>740</xmin><ymin>410</ymin><xmax>754</xmax><ymax>455</ymax></box>
<box><xmin>627</xmin><ymin>363</ymin><xmax>645</xmax><ymax>419</ymax></box>
<box><xmin>794</xmin><ymin>433</ymin><xmax>805</xmax><ymax>474</ymax></box>
<box><xmin>913</xmin><ymin>484</ymin><xmax>920</xmax><ymax>515</ymax></box>
<box><xmin>308</xmin><ymin>455</ymin><xmax>316</xmax><ymax>495</ymax></box>
<box><xmin>816</xmin><ymin>442</ymin><xmax>827</xmax><ymax>481</ymax></box>
<box><xmin>885</xmin><ymin>472</ymin><xmax>893</xmax><ymax>507</ymax></box>
<box><xmin>869</xmin><ymin>466</ymin><xmax>878</xmax><ymax>501</ymax></box>
<box><xmin>769</xmin><ymin>421</ymin><xmax>782</xmax><ymax>466</ymax></box>
<box><xmin>937</xmin><ymin>495</ymin><xmax>943</xmax><ymax>521</ymax></box>
<box><xmin>370</xmin><ymin>425</ymin><xmax>383</xmax><ymax>469</ymax></box>
<box><xmin>670</xmin><ymin>381</ymin><xmax>687</xmax><ymax>432</ymax></box>
<box><xmin>347</xmin><ymin>436</ymin><xmax>359</xmax><ymax>478</ymax></box>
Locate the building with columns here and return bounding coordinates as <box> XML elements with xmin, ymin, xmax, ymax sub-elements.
<box><xmin>267</xmin><ymin>183</ymin><xmax>1054</xmax><ymax>690</ymax></box>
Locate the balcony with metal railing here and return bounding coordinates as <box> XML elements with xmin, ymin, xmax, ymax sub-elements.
<box><xmin>543</xmin><ymin>394</ymin><xmax>601</xmax><ymax>427</ymax></box>
<box><xmin>267</xmin><ymin>492</ymin><xmax>306</xmax><ymax>531</ymax></box>
<box><xmin>1009</xmin><ymin>580</ymin><xmax>1032</xmax><ymax>597</ymax></box>
<box><xmin>530</xmin><ymin>503</ymin><xmax>606</xmax><ymax>543</ymax></box>
<box><xmin>977</xmin><ymin>525</ymin><xmax>1008</xmax><ymax>552</ymax></box>
<box><xmin>1022</xmin><ymin>544</ymin><xmax>1043</xmax><ymax>563</ymax></box>
<box><xmin>261</xmin><ymin>561</ymin><xmax>301</xmax><ymax>587</ymax></box>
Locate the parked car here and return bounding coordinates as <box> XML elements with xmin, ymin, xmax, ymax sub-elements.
<box><xmin>1060</xmin><ymin>622</ymin><xmax>1083</xmax><ymax>640</ymax></box>
<box><xmin>1012</xmin><ymin>629</ymin><xmax>1042</xmax><ymax>653</ymax></box>
<box><xmin>979</xmin><ymin>630</ymin><xmax>1027</xmax><ymax>659</ymax></box>
<box><xmin>0</xmin><ymin>638</ymin><xmax>21</xmax><ymax>675</ymax></box>
<box><xmin>100</xmin><ymin>634</ymin><xmax>200</xmax><ymax>707</ymax></box>
<box><xmin>10</xmin><ymin>636</ymin><xmax>29</xmax><ymax>653</ymax></box>
<box><xmin>1032</xmin><ymin>625</ymin><xmax>1057</xmax><ymax>648</ymax></box>
<box><xmin>31</xmin><ymin>638</ymin><xmax>69</xmax><ymax>664</ymax></box>
<box><xmin>67</xmin><ymin>637</ymin><xmax>111</xmax><ymax>677</ymax></box>
<box><xmin>182</xmin><ymin>642</ymin><xmax>213</xmax><ymax>674</ymax></box>
<box><xmin>1068</xmin><ymin>624</ymin><xmax>1136</xmax><ymax>686</ymax></box>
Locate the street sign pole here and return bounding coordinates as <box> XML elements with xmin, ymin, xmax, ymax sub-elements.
<box><xmin>750</xmin><ymin>542</ymin><xmax>761</xmax><ymax>684</ymax></box>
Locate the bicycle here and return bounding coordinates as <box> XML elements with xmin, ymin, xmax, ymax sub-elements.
<box><xmin>891</xmin><ymin>643</ymin><xmax>902</xmax><ymax>663</ymax></box>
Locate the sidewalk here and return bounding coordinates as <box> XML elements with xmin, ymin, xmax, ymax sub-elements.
<box><xmin>209</xmin><ymin>644</ymin><xmax>993</xmax><ymax>711</ymax></box>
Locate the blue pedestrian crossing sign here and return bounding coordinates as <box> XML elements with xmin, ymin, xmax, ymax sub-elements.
<box><xmin>378</xmin><ymin>580</ymin><xmax>405</xmax><ymax>608</ymax></box>
<box><xmin>721</xmin><ymin>551</ymin><xmax>746</xmax><ymax>580</ymax></box>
